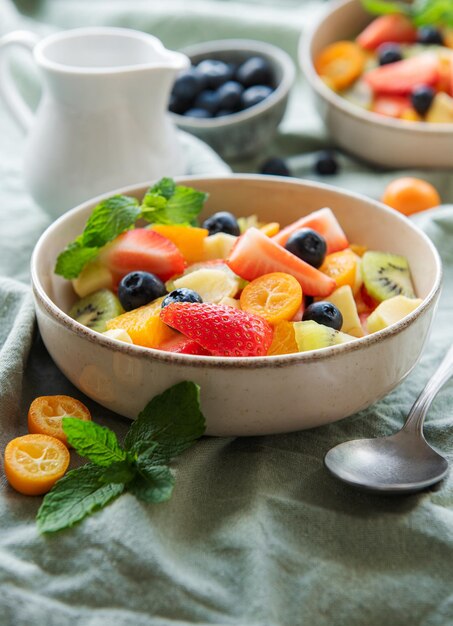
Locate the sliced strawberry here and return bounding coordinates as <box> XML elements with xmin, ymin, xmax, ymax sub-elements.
<box><xmin>101</xmin><ymin>228</ymin><xmax>185</xmax><ymax>283</ymax></box>
<box><xmin>356</xmin><ymin>15</ymin><xmax>417</xmax><ymax>51</ymax></box>
<box><xmin>364</xmin><ymin>54</ymin><xmax>440</xmax><ymax>95</ymax></box>
<box><xmin>371</xmin><ymin>95</ymin><xmax>411</xmax><ymax>118</ymax></box>
<box><xmin>227</xmin><ymin>227</ymin><xmax>336</xmax><ymax>297</ymax></box>
<box><xmin>159</xmin><ymin>335</ymin><xmax>211</xmax><ymax>355</ymax></box>
<box><xmin>160</xmin><ymin>302</ymin><xmax>273</xmax><ymax>357</ymax></box>
<box><xmin>272</xmin><ymin>208</ymin><xmax>348</xmax><ymax>254</ymax></box>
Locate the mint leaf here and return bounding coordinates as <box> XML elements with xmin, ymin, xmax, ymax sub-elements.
<box><xmin>361</xmin><ymin>0</ymin><xmax>407</xmax><ymax>16</ymax></box>
<box><xmin>124</xmin><ymin>381</ymin><xmax>205</xmax><ymax>461</ymax></box>
<box><xmin>37</xmin><ymin>464</ymin><xmax>124</xmax><ymax>534</ymax></box>
<box><xmin>361</xmin><ymin>0</ymin><xmax>453</xmax><ymax>25</ymax></box>
<box><xmin>142</xmin><ymin>178</ymin><xmax>208</xmax><ymax>226</ymax></box>
<box><xmin>127</xmin><ymin>463</ymin><xmax>175</xmax><ymax>503</ymax></box>
<box><xmin>82</xmin><ymin>195</ymin><xmax>141</xmax><ymax>248</ymax></box>
<box><xmin>99</xmin><ymin>459</ymin><xmax>136</xmax><ymax>484</ymax></box>
<box><xmin>54</xmin><ymin>240</ymin><xmax>100</xmax><ymax>280</ymax></box>
<box><xmin>63</xmin><ymin>418</ymin><xmax>126</xmax><ymax>467</ymax></box>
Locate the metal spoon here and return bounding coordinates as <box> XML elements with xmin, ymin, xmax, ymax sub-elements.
<box><xmin>324</xmin><ymin>343</ymin><xmax>453</xmax><ymax>494</ymax></box>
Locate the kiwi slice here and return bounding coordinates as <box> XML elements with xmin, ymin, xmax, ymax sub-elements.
<box><xmin>69</xmin><ymin>289</ymin><xmax>123</xmax><ymax>333</ymax></box>
<box><xmin>293</xmin><ymin>320</ymin><xmax>354</xmax><ymax>352</ymax></box>
<box><xmin>362</xmin><ymin>251</ymin><xmax>415</xmax><ymax>302</ymax></box>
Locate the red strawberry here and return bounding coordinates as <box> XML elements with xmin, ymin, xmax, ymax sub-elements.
<box><xmin>159</xmin><ymin>335</ymin><xmax>211</xmax><ymax>355</ymax></box>
<box><xmin>160</xmin><ymin>302</ymin><xmax>273</xmax><ymax>357</ymax></box>
<box><xmin>227</xmin><ymin>227</ymin><xmax>336</xmax><ymax>297</ymax></box>
<box><xmin>356</xmin><ymin>15</ymin><xmax>417</xmax><ymax>50</ymax></box>
<box><xmin>272</xmin><ymin>207</ymin><xmax>348</xmax><ymax>253</ymax></box>
<box><xmin>101</xmin><ymin>228</ymin><xmax>185</xmax><ymax>283</ymax></box>
<box><xmin>371</xmin><ymin>95</ymin><xmax>411</xmax><ymax>118</ymax></box>
<box><xmin>364</xmin><ymin>54</ymin><xmax>440</xmax><ymax>95</ymax></box>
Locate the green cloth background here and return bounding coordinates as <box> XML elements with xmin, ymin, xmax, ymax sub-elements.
<box><xmin>1</xmin><ymin>1</ymin><xmax>453</xmax><ymax>624</ymax></box>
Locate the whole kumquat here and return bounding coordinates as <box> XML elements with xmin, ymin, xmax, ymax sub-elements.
<box><xmin>381</xmin><ymin>177</ymin><xmax>441</xmax><ymax>216</ymax></box>
<box><xmin>240</xmin><ymin>272</ymin><xmax>302</xmax><ymax>324</ymax></box>
<box><xmin>28</xmin><ymin>395</ymin><xmax>92</xmax><ymax>446</ymax></box>
<box><xmin>4</xmin><ymin>434</ymin><xmax>70</xmax><ymax>496</ymax></box>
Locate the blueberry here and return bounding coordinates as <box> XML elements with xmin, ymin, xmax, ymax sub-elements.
<box><xmin>161</xmin><ymin>288</ymin><xmax>203</xmax><ymax>308</ymax></box>
<box><xmin>118</xmin><ymin>271</ymin><xmax>166</xmax><ymax>312</ymax></box>
<box><xmin>285</xmin><ymin>229</ymin><xmax>327</xmax><ymax>268</ymax></box>
<box><xmin>196</xmin><ymin>59</ymin><xmax>234</xmax><ymax>89</ymax></box>
<box><xmin>194</xmin><ymin>90</ymin><xmax>221</xmax><ymax>115</ymax></box>
<box><xmin>202</xmin><ymin>211</ymin><xmax>240</xmax><ymax>236</ymax></box>
<box><xmin>172</xmin><ymin>68</ymin><xmax>206</xmax><ymax>101</ymax></box>
<box><xmin>411</xmin><ymin>85</ymin><xmax>435</xmax><ymax>116</ymax></box>
<box><xmin>236</xmin><ymin>56</ymin><xmax>273</xmax><ymax>88</ymax></box>
<box><xmin>314</xmin><ymin>150</ymin><xmax>339</xmax><ymax>176</ymax></box>
<box><xmin>184</xmin><ymin>107</ymin><xmax>212</xmax><ymax>119</ymax></box>
<box><xmin>240</xmin><ymin>85</ymin><xmax>273</xmax><ymax>109</ymax></box>
<box><xmin>417</xmin><ymin>26</ymin><xmax>443</xmax><ymax>45</ymax></box>
<box><xmin>169</xmin><ymin>94</ymin><xmax>192</xmax><ymax>115</ymax></box>
<box><xmin>302</xmin><ymin>302</ymin><xmax>343</xmax><ymax>331</ymax></box>
<box><xmin>216</xmin><ymin>80</ymin><xmax>244</xmax><ymax>111</ymax></box>
<box><xmin>378</xmin><ymin>44</ymin><xmax>402</xmax><ymax>66</ymax></box>
<box><xmin>259</xmin><ymin>157</ymin><xmax>291</xmax><ymax>177</ymax></box>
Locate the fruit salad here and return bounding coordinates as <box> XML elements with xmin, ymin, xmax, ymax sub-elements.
<box><xmin>315</xmin><ymin>0</ymin><xmax>453</xmax><ymax>123</ymax></box>
<box><xmin>55</xmin><ymin>178</ymin><xmax>422</xmax><ymax>358</ymax></box>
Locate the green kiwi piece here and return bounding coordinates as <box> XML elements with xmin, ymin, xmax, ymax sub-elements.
<box><xmin>293</xmin><ymin>321</ymin><xmax>354</xmax><ymax>352</ymax></box>
<box><xmin>362</xmin><ymin>251</ymin><xmax>415</xmax><ymax>302</ymax></box>
<box><xmin>69</xmin><ymin>289</ymin><xmax>123</xmax><ymax>332</ymax></box>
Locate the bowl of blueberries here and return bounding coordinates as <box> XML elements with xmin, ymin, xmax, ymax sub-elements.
<box><xmin>169</xmin><ymin>39</ymin><xmax>295</xmax><ymax>160</ymax></box>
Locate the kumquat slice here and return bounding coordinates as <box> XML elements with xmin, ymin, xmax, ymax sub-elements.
<box><xmin>4</xmin><ymin>434</ymin><xmax>70</xmax><ymax>496</ymax></box>
<box><xmin>315</xmin><ymin>41</ymin><xmax>365</xmax><ymax>91</ymax></box>
<box><xmin>28</xmin><ymin>395</ymin><xmax>91</xmax><ymax>446</ymax></box>
<box><xmin>320</xmin><ymin>249</ymin><xmax>357</xmax><ymax>289</ymax></box>
<box><xmin>240</xmin><ymin>272</ymin><xmax>302</xmax><ymax>324</ymax></box>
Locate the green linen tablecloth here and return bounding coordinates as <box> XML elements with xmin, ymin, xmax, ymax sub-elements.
<box><xmin>1</xmin><ymin>1</ymin><xmax>453</xmax><ymax>625</ymax></box>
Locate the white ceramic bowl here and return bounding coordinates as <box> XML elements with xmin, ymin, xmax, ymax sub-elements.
<box><xmin>300</xmin><ymin>0</ymin><xmax>453</xmax><ymax>169</ymax></box>
<box><xmin>170</xmin><ymin>40</ymin><xmax>295</xmax><ymax>160</ymax></box>
<box><xmin>31</xmin><ymin>175</ymin><xmax>442</xmax><ymax>436</ymax></box>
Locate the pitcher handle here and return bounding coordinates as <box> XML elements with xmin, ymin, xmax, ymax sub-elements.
<box><xmin>0</xmin><ymin>30</ymin><xmax>40</xmax><ymax>133</ymax></box>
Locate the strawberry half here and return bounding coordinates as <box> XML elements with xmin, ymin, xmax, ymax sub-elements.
<box><xmin>272</xmin><ymin>207</ymin><xmax>349</xmax><ymax>253</ymax></box>
<box><xmin>356</xmin><ymin>15</ymin><xmax>417</xmax><ymax>51</ymax></box>
<box><xmin>364</xmin><ymin>54</ymin><xmax>440</xmax><ymax>95</ymax></box>
<box><xmin>160</xmin><ymin>302</ymin><xmax>273</xmax><ymax>357</ymax></box>
<box><xmin>101</xmin><ymin>228</ymin><xmax>185</xmax><ymax>283</ymax></box>
<box><xmin>159</xmin><ymin>335</ymin><xmax>212</xmax><ymax>355</ymax></box>
<box><xmin>227</xmin><ymin>227</ymin><xmax>336</xmax><ymax>297</ymax></box>
<box><xmin>371</xmin><ymin>95</ymin><xmax>411</xmax><ymax>118</ymax></box>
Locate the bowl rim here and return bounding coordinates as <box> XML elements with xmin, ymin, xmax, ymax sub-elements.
<box><xmin>169</xmin><ymin>38</ymin><xmax>296</xmax><ymax>128</ymax></box>
<box><xmin>31</xmin><ymin>174</ymin><xmax>443</xmax><ymax>370</ymax></box>
<box><xmin>299</xmin><ymin>0</ymin><xmax>453</xmax><ymax>135</ymax></box>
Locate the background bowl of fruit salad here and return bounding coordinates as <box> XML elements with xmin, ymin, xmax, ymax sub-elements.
<box><xmin>168</xmin><ymin>39</ymin><xmax>295</xmax><ymax>160</ymax></box>
<box><xmin>300</xmin><ymin>0</ymin><xmax>453</xmax><ymax>169</ymax></box>
<box><xmin>31</xmin><ymin>175</ymin><xmax>441</xmax><ymax>436</ymax></box>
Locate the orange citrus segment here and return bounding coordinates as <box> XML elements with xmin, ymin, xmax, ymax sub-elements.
<box><xmin>4</xmin><ymin>434</ymin><xmax>70</xmax><ymax>495</ymax></box>
<box><xmin>260</xmin><ymin>222</ymin><xmax>280</xmax><ymax>237</ymax></box>
<box><xmin>106</xmin><ymin>296</ymin><xmax>178</xmax><ymax>348</ymax></box>
<box><xmin>150</xmin><ymin>224</ymin><xmax>208</xmax><ymax>264</ymax></box>
<box><xmin>267</xmin><ymin>320</ymin><xmax>298</xmax><ymax>355</ymax></box>
<box><xmin>320</xmin><ymin>249</ymin><xmax>357</xmax><ymax>289</ymax></box>
<box><xmin>28</xmin><ymin>395</ymin><xmax>91</xmax><ymax>446</ymax></box>
<box><xmin>315</xmin><ymin>41</ymin><xmax>365</xmax><ymax>91</ymax></box>
<box><xmin>240</xmin><ymin>272</ymin><xmax>302</xmax><ymax>324</ymax></box>
<box><xmin>381</xmin><ymin>177</ymin><xmax>441</xmax><ymax>216</ymax></box>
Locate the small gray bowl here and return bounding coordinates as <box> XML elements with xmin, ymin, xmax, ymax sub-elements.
<box><xmin>170</xmin><ymin>39</ymin><xmax>296</xmax><ymax>161</ymax></box>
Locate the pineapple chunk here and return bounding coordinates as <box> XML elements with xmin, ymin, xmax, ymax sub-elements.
<box><xmin>72</xmin><ymin>259</ymin><xmax>113</xmax><ymax>298</ymax></box>
<box><xmin>426</xmin><ymin>93</ymin><xmax>453</xmax><ymax>124</ymax></box>
<box><xmin>102</xmin><ymin>328</ymin><xmax>133</xmax><ymax>343</ymax></box>
<box><xmin>366</xmin><ymin>295</ymin><xmax>423</xmax><ymax>334</ymax></box>
<box><xmin>293</xmin><ymin>320</ymin><xmax>356</xmax><ymax>352</ymax></box>
<box><xmin>203</xmin><ymin>232</ymin><xmax>237</xmax><ymax>260</ymax></box>
<box><xmin>218</xmin><ymin>296</ymin><xmax>240</xmax><ymax>308</ymax></box>
<box><xmin>173</xmin><ymin>268</ymin><xmax>239</xmax><ymax>303</ymax></box>
<box><xmin>325</xmin><ymin>285</ymin><xmax>364</xmax><ymax>338</ymax></box>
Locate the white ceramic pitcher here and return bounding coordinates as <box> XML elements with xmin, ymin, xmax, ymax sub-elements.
<box><xmin>0</xmin><ymin>27</ymin><xmax>189</xmax><ymax>217</ymax></box>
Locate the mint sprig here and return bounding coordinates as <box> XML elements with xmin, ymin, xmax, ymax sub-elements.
<box><xmin>36</xmin><ymin>381</ymin><xmax>205</xmax><ymax>534</ymax></box>
<box><xmin>54</xmin><ymin>178</ymin><xmax>208</xmax><ymax>280</ymax></box>
<box><xmin>361</xmin><ymin>0</ymin><xmax>453</xmax><ymax>26</ymax></box>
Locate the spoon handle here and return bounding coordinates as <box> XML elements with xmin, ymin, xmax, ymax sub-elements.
<box><xmin>403</xmin><ymin>343</ymin><xmax>453</xmax><ymax>436</ymax></box>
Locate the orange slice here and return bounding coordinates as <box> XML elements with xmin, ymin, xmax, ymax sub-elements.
<box><xmin>151</xmin><ymin>224</ymin><xmax>208</xmax><ymax>264</ymax></box>
<box><xmin>4</xmin><ymin>434</ymin><xmax>70</xmax><ymax>495</ymax></box>
<box><xmin>320</xmin><ymin>249</ymin><xmax>357</xmax><ymax>289</ymax></box>
<box><xmin>28</xmin><ymin>395</ymin><xmax>91</xmax><ymax>446</ymax></box>
<box><xmin>267</xmin><ymin>320</ymin><xmax>299</xmax><ymax>355</ymax></box>
<box><xmin>315</xmin><ymin>41</ymin><xmax>365</xmax><ymax>91</ymax></box>
<box><xmin>240</xmin><ymin>272</ymin><xmax>302</xmax><ymax>324</ymax></box>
